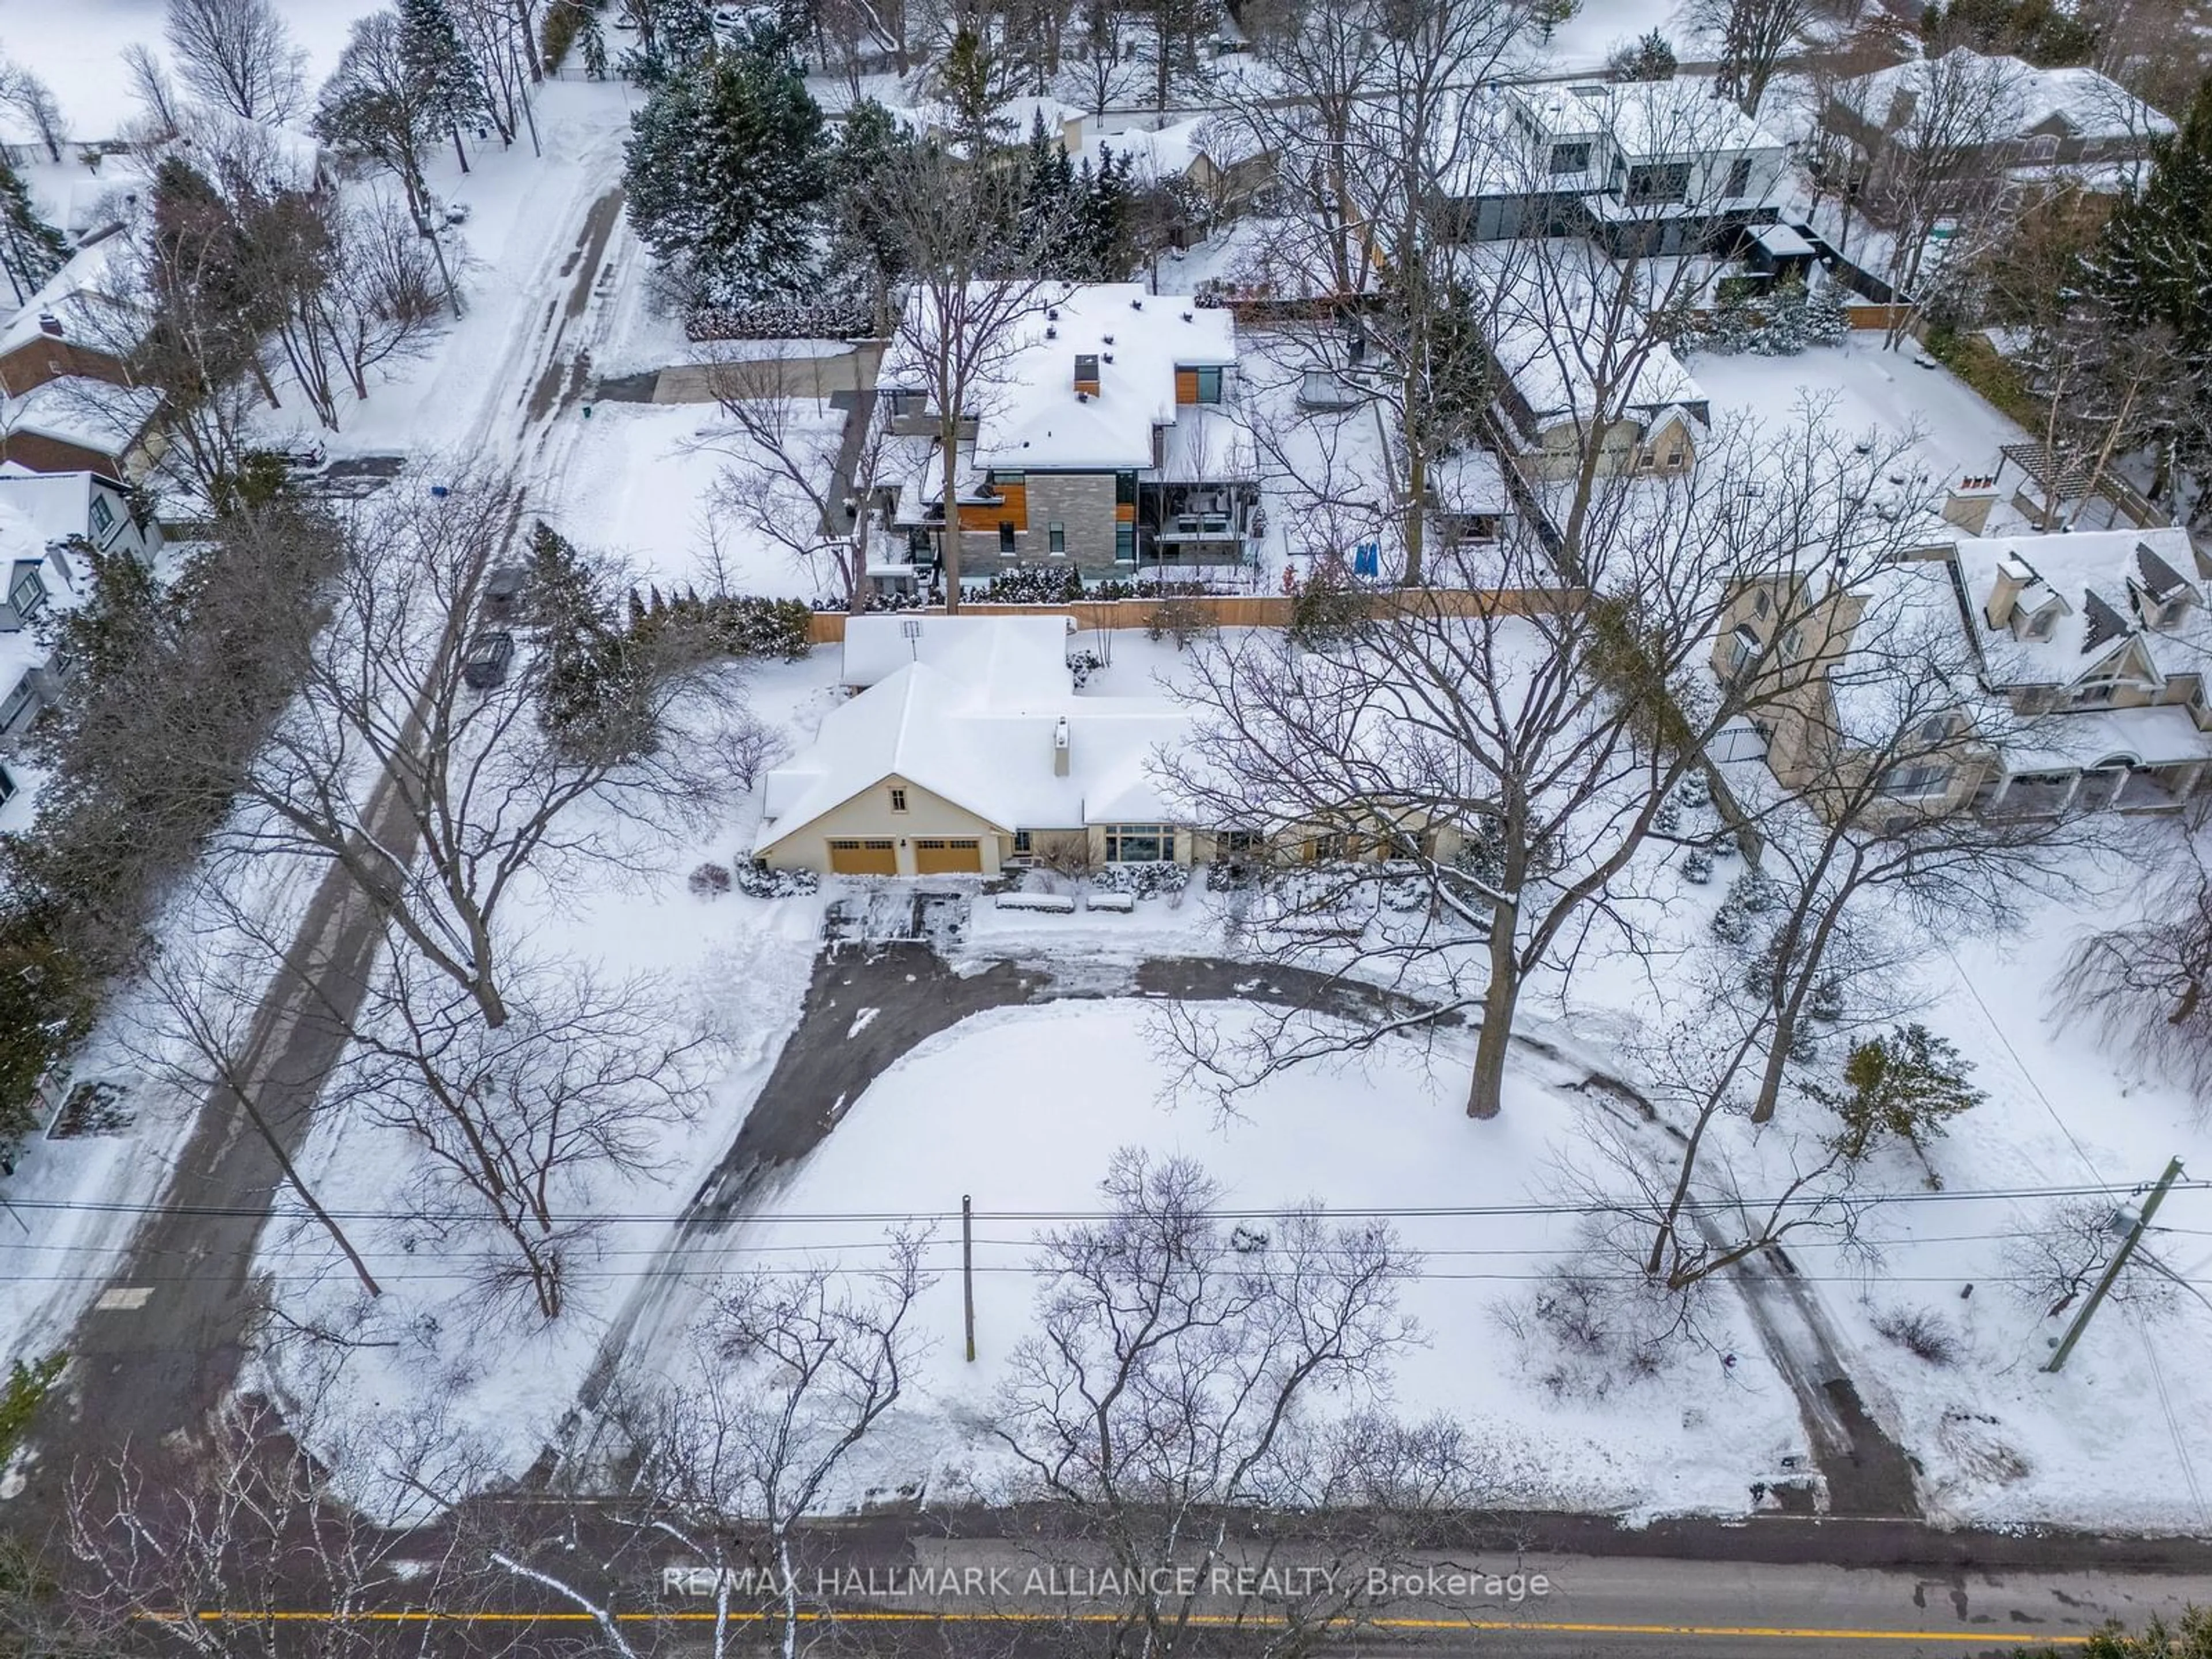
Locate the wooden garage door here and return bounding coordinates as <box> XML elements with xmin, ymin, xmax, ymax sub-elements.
<box><xmin>912</xmin><ymin>838</ymin><xmax>982</xmax><ymax>874</ymax></box>
<box><xmin>827</xmin><ymin>838</ymin><xmax>897</xmax><ymax>876</ymax></box>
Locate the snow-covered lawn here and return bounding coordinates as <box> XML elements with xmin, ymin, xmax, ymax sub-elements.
<box><xmin>713</xmin><ymin>998</ymin><xmax>1806</xmax><ymax>1520</ymax></box>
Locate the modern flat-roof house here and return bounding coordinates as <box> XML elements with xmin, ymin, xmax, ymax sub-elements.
<box><xmin>753</xmin><ymin>615</ymin><xmax>1196</xmax><ymax>877</ymax></box>
<box><xmin>1824</xmin><ymin>50</ymin><xmax>2175</xmax><ymax>210</ymax></box>
<box><xmin>1445</xmin><ymin>79</ymin><xmax>1789</xmax><ymax>255</ymax></box>
<box><xmin>878</xmin><ymin>282</ymin><xmax>1260</xmax><ymax>590</ymax></box>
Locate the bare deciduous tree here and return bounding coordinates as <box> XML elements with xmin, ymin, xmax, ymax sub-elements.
<box><xmin>66</xmin><ymin>1393</ymin><xmax>512</xmax><ymax>1657</ymax></box>
<box><xmin>122</xmin><ymin>43</ymin><xmax>184</xmax><ymax>139</ymax></box>
<box><xmin>0</xmin><ymin>62</ymin><xmax>67</xmax><ymax>163</ymax></box>
<box><xmin>338</xmin><ymin>949</ymin><xmax>708</xmax><ymax>1321</ymax></box>
<box><xmin>208</xmin><ymin>469</ymin><xmax>730</xmax><ymax>1031</ymax></box>
<box><xmin>2056</xmin><ymin>813</ymin><xmax>2212</xmax><ymax>1110</ymax></box>
<box><xmin>1685</xmin><ymin>0</ymin><xmax>1817</xmax><ymax>118</ymax></box>
<box><xmin>165</xmin><ymin>0</ymin><xmax>308</xmax><ymax>124</ymax></box>
<box><xmin>878</xmin><ymin>142</ymin><xmax>1070</xmax><ymax>612</ymax></box>
<box><xmin>990</xmin><ymin>1148</ymin><xmax>1452</xmax><ymax>1658</ymax></box>
<box><xmin>692</xmin><ymin>349</ymin><xmax>891</xmax><ymax>612</ymax></box>
<box><xmin>604</xmin><ymin>1237</ymin><xmax>931</xmax><ymax>1659</ymax></box>
<box><xmin>1161</xmin><ymin>408</ymin><xmax>1944</xmax><ymax>1119</ymax></box>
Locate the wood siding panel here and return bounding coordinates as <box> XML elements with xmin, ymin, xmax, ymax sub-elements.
<box><xmin>1175</xmin><ymin>369</ymin><xmax>1200</xmax><ymax>404</ymax></box>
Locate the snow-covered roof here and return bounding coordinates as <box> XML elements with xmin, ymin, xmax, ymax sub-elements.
<box><xmin>2004</xmin><ymin>702</ymin><xmax>2212</xmax><ymax>771</ymax></box>
<box><xmin>0</xmin><ymin>468</ymin><xmax>108</xmax><ymax>544</ymax></box>
<box><xmin>0</xmin><ymin>226</ymin><xmax>146</xmax><ymax>363</ymax></box>
<box><xmin>839</xmin><ymin>613</ymin><xmax>1073</xmax><ymax>692</ymax></box>
<box><xmin>884</xmin><ymin>282</ymin><xmax>1237</xmax><ymax>474</ymax></box>
<box><xmin>1842</xmin><ymin>50</ymin><xmax>2173</xmax><ymax>147</ymax></box>
<box><xmin>759</xmin><ymin>618</ymin><xmax>1190</xmax><ymax>846</ymax></box>
<box><xmin>1511</xmin><ymin>77</ymin><xmax>1787</xmax><ymax>162</ymax></box>
<box><xmin>1485</xmin><ymin>293</ymin><xmax>1705</xmax><ymax>430</ymax></box>
<box><xmin>1078</xmin><ymin>115</ymin><xmax>1264</xmax><ymax>183</ymax></box>
<box><xmin>1</xmin><ymin>377</ymin><xmax>162</xmax><ymax>457</ymax></box>
<box><xmin>1953</xmin><ymin>527</ymin><xmax>2212</xmax><ymax>687</ymax></box>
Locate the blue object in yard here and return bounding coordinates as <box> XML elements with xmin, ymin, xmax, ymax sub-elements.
<box><xmin>430</xmin><ymin>484</ymin><xmax>450</xmax><ymax>498</ymax></box>
<box><xmin>1353</xmin><ymin>541</ymin><xmax>1380</xmax><ymax>578</ymax></box>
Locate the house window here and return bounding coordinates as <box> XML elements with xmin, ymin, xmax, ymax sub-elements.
<box><xmin>1104</xmin><ymin>823</ymin><xmax>1175</xmax><ymax>862</ymax></box>
<box><xmin>1012</xmin><ymin>830</ymin><xmax>1032</xmax><ymax>854</ymax></box>
<box><xmin>988</xmin><ymin>469</ymin><xmax>1025</xmax><ymax>486</ymax></box>
<box><xmin>2074</xmin><ymin>680</ymin><xmax>2119</xmax><ymax>709</ymax></box>
<box><xmin>2024</xmin><ymin>133</ymin><xmax>2058</xmax><ymax>161</ymax></box>
<box><xmin>1115</xmin><ymin>525</ymin><xmax>1137</xmax><ymax>563</ymax></box>
<box><xmin>7</xmin><ymin>564</ymin><xmax>44</xmax><ymax>622</ymax></box>
<box><xmin>1549</xmin><ymin>141</ymin><xmax>1591</xmax><ymax>175</ymax></box>
<box><xmin>1880</xmin><ymin>762</ymin><xmax>1950</xmax><ymax>798</ymax></box>
<box><xmin>1780</xmin><ymin>626</ymin><xmax>1803</xmax><ymax>659</ymax></box>
<box><xmin>1192</xmin><ymin>366</ymin><xmax>1224</xmax><ymax>404</ymax></box>
<box><xmin>88</xmin><ymin>493</ymin><xmax>116</xmax><ymax>539</ymax></box>
<box><xmin>889</xmin><ymin>787</ymin><xmax>908</xmax><ymax>812</ymax></box>
<box><xmin>1624</xmin><ymin>162</ymin><xmax>1690</xmax><ymax>204</ymax></box>
<box><xmin>1048</xmin><ymin>522</ymin><xmax>1066</xmax><ymax>554</ymax></box>
<box><xmin>0</xmin><ymin>759</ymin><xmax>14</xmax><ymax>805</ymax></box>
<box><xmin>1725</xmin><ymin>157</ymin><xmax>1753</xmax><ymax>196</ymax></box>
<box><xmin>1728</xmin><ymin>624</ymin><xmax>1760</xmax><ymax>677</ymax></box>
<box><xmin>1665</xmin><ymin>446</ymin><xmax>1684</xmax><ymax>468</ymax></box>
<box><xmin>1918</xmin><ymin>714</ymin><xmax>1955</xmax><ymax>742</ymax></box>
<box><xmin>1221</xmin><ymin>829</ymin><xmax>1262</xmax><ymax>857</ymax></box>
<box><xmin>0</xmin><ymin>675</ymin><xmax>34</xmax><ymax>733</ymax></box>
<box><xmin>1114</xmin><ymin>471</ymin><xmax>1138</xmax><ymax>507</ymax></box>
<box><xmin>1752</xmin><ymin>588</ymin><xmax>1771</xmax><ymax>619</ymax></box>
<box><xmin>998</xmin><ymin>521</ymin><xmax>1017</xmax><ymax>554</ymax></box>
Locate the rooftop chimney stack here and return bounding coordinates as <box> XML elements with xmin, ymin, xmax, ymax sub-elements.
<box><xmin>1052</xmin><ymin>717</ymin><xmax>1071</xmax><ymax>777</ymax></box>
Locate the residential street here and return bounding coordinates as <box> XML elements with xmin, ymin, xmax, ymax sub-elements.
<box><xmin>18</xmin><ymin>167</ymin><xmax>635</xmax><ymax>1500</ymax></box>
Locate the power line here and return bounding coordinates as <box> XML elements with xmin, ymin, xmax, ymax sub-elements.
<box><xmin>9</xmin><ymin>1176</ymin><xmax>2202</xmax><ymax>1228</ymax></box>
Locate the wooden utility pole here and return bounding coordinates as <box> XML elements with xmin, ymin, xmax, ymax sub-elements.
<box><xmin>2044</xmin><ymin>1157</ymin><xmax>2184</xmax><ymax>1373</ymax></box>
<box><xmin>962</xmin><ymin>1193</ymin><xmax>976</xmax><ymax>1362</ymax></box>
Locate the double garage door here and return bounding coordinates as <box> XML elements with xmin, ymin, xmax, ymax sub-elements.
<box><xmin>825</xmin><ymin>838</ymin><xmax>983</xmax><ymax>875</ymax></box>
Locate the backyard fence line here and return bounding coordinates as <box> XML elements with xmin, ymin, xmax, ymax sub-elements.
<box><xmin>803</xmin><ymin>589</ymin><xmax>1583</xmax><ymax>644</ymax></box>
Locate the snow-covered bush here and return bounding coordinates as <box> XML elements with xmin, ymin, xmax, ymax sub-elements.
<box><xmin>1871</xmin><ymin>1305</ymin><xmax>1961</xmax><ymax>1366</ymax></box>
<box><xmin>1709</xmin><ymin>868</ymin><xmax>1780</xmax><ymax>945</ymax></box>
<box><xmin>734</xmin><ymin>861</ymin><xmax>819</xmax><ymax>898</ymax></box>
<box><xmin>1491</xmin><ymin>1266</ymin><xmax>1702</xmax><ymax>1402</ymax></box>
<box><xmin>1094</xmin><ymin>861</ymin><xmax>1190</xmax><ymax>899</ymax></box>
<box><xmin>688</xmin><ymin>862</ymin><xmax>734</xmax><ymax>897</ymax></box>
<box><xmin>1067</xmin><ymin>649</ymin><xmax>1104</xmax><ymax>690</ymax></box>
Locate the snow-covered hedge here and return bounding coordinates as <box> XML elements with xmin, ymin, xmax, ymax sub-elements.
<box><xmin>735</xmin><ymin>862</ymin><xmax>820</xmax><ymax>898</ymax></box>
<box><xmin>1094</xmin><ymin>861</ymin><xmax>1190</xmax><ymax>899</ymax></box>
<box><xmin>1082</xmin><ymin>892</ymin><xmax>1136</xmax><ymax>913</ymax></box>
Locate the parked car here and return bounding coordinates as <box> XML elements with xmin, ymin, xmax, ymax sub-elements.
<box><xmin>461</xmin><ymin>631</ymin><xmax>515</xmax><ymax>690</ymax></box>
<box><xmin>270</xmin><ymin>441</ymin><xmax>327</xmax><ymax>475</ymax></box>
<box><xmin>480</xmin><ymin>564</ymin><xmax>529</xmax><ymax>622</ymax></box>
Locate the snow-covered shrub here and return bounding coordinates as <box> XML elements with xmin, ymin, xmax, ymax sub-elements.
<box><xmin>1094</xmin><ymin>861</ymin><xmax>1190</xmax><ymax>899</ymax></box>
<box><xmin>1681</xmin><ymin>849</ymin><xmax>1715</xmax><ymax>884</ymax></box>
<box><xmin>1492</xmin><ymin>1266</ymin><xmax>1702</xmax><ymax>1402</ymax></box>
<box><xmin>688</xmin><ymin>862</ymin><xmax>734</xmax><ymax>897</ymax></box>
<box><xmin>984</xmin><ymin>567</ymin><xmax>1084</xmax><ymax>604</ymax></box>
<box><xmin>1804</xmin><ymin>283</ymin><xmax>1850</xmax><ymax>346</ymax></box>
<box><xmin>1871</xmin><ymin>1305</ymin><xmax>1961</xmax><ymax>1366</ymax></box>
<box><xmin>734</xmin><ymin>861</ymin><xmax>819</xmax><ymax>898</ymax></box>
<box><xmin>1067</xmin><ymin>649</ymin><xmax>1104</xmax><ymax>690</ymax></box>
<box><xmin>1709</xmin><ymin>868</ymin><xmax>1780</xmax><ymax>945</ymax></box>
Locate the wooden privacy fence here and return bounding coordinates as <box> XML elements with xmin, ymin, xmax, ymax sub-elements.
<box><xmin>804</xmin><ymin>589</ymin><xmax>1582</xmax><ymax>644</ymax></box>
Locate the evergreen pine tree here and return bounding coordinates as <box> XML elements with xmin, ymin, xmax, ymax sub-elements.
<box><xmin>1804</xmin><ymin>279</ymin><xmax>1851</xmax><ymax>345</ymax></box>
<box><xmin>399</xmin><ymin>0</ymin><xmax>492</xmax><ymax>169</ymax></box>
<box><xmin>622</xmin><ymin>24</ymin><xmax>827</xmax><ymax>303</ymax></box>
<box><xmin>1816</xmin><ymin>1024</ymin><xmax>1984</xmax><ymax>1162</ymax></box>
<box><xmin>1086</xmin><ymin>143</ymin><xmax>1135</xmax><ymax>279</ymax></box>
<box><xmin>0</xmin><ymin>154</ymin><xmax>67</xmax><ymax>307</ymax></box>
<box><xmin>1752</xmin><ymin>278</ymin><xmax>1812</xmax><ymax>354</ymax></box>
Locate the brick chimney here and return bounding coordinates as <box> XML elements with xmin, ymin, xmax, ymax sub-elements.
<box><xmin>1052</xmin><ymin>716</ymin><xmax>1071</xmax><ymax>777</ymax></box>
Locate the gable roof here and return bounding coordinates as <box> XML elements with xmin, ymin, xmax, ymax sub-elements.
<box><xmin>1954</xmin><ymin>527</ymin><xmax>2211</xmax><ymax>686</ymax></box>
<box><xmin>759</xmin><ymin>619</ymin><xmax>1190</xmax><ymax>850</ymax></box>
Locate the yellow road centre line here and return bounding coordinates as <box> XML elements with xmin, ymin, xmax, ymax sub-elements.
<box><xmin>150</xmin><ymin>1608</ymin><xmax>2090</xmax><ymax>1643</ymax></box>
